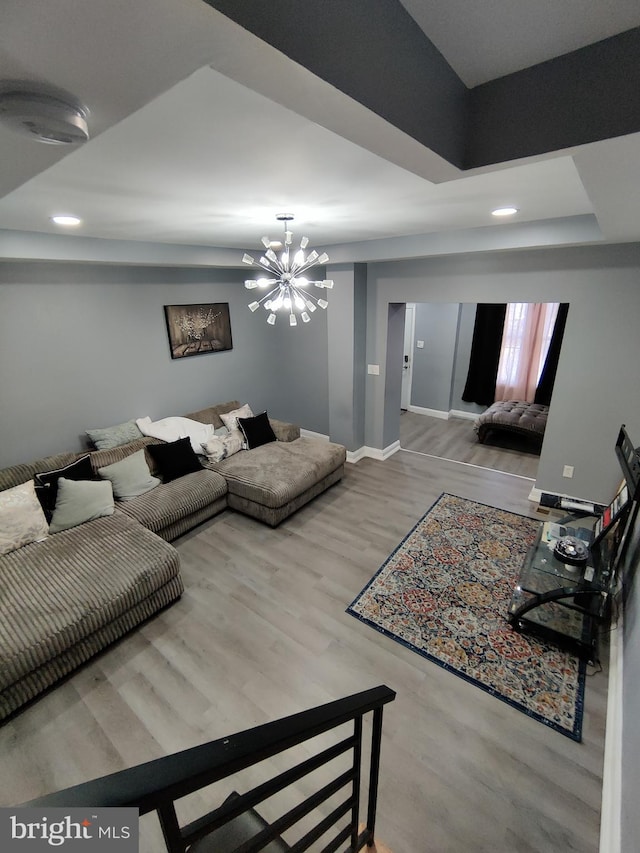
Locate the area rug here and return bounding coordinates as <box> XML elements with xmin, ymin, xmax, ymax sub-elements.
<box><xmin>347</xmin><ymin>493</ymin><xmax>586</xmax><ymax>741</ymax></box>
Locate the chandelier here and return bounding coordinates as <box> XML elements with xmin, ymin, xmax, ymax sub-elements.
<box><xmin>242</xmin><ymin>214</ymin><xmax>333</xmax><ymax>326</ymax></box>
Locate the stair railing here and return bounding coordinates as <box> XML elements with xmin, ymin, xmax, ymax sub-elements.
<box><xmin>23</xmin><ymin>684</ymin><xmax>396</xmax><ymax>852</ymax></box>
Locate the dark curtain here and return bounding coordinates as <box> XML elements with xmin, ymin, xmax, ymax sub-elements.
<box><xmin>534</xmin><ymin>303</ymin><xmax>569</xmax><ymax>406</ymax></box>
<box><xmin>462</xmin><ymin>304</ymin><xmax>507</xmax><ymax>406</ymax></box>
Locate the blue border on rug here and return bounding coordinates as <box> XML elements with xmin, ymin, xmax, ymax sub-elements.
<box><xmin>346</xmin><ymin>492</ymin><xmax>586</xmax><ymax>742</ymax></box>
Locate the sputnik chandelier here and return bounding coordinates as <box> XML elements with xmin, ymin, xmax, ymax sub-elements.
<box><xmin>242</xmin><ymin>214</ymin><xmax>333</xmax><ymax>326</ymax></box>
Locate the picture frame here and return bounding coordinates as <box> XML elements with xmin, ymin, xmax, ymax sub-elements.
<box><xmin>164</xmin><ymin>303</ymin><xmax>233</xmax><ymax>359</ymax></box>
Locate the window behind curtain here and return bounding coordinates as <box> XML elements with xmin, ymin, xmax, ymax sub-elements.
<box><xmin>495</xmin><ymin>302</ymin><xmax>559</xmax><ymax>402</ymax></box>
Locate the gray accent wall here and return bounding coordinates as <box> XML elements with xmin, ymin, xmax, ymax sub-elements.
<box><xmin>365</xmin><ymin>244</ymin><xmax>640</xmax><ymax>505</ymax></box>
<box><xmin>0</xmin><ymin>262</ymin><xmax>303</xmax><ymax>467</ymax></box>
<box><xmin>410</xmin><ymin>303</ymin><xmax>459</xmax><ymax>412</ymax></box>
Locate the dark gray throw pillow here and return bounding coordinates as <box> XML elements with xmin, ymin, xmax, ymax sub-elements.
<box><xmin>147</xmin><ymin>437</ymin><xmax>202</xmax><ymax>482</ymax></box>
<box><xmin>34</xmin><ymin>454</ymin><xmax>94</xmax><ymax>520</ymax></box>
<box><xmin>238</xmin><ymin>411</ymin><xmax>277</xmax><ymax>450</ymax></box>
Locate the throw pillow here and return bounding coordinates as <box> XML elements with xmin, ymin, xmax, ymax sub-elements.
<box><xmin>220</xmin><ymin>403</ymin><xmax>253</xmax><ymax>433</ymax></box>
<box><xmin>49</xmin><ymin>478</ymin><xmax>115</xmax><ymax>534</ymax></box>
<box><xmin>34</xmin><ymin>454</ymin><xmax>94</xmax><ymax>520</ymax></box>
<box><xmin>238</xmin><ymin>411</ymin><xmax>277</xmax><ymax>450</ymax></box>
<box><xmin>201</xmin><ymin>431</ymin><xmax>244</xmax><ymax>463</ymax></box>
<box><xmin>98</xmin><ymin>449</ymin><xmax>160</xmax><ymax>500</ymax></box>
<box><xmin>136</xmin><ymin>416</ymin><xmax>216</xmax><ymax>454</ymax></box>
<box><xmin>147</xmin><ymin>437</ymin><xmax>203</xmax><ymax>482</ymax></box>
<box><xmin>86</xmin><ymin>419</ymin><xmax>143</xmax><ymax>450</ymax></box>
<box><xmin>0</xmin><ymin>480</ymin><xmax>49</xmax><ymax>556</ymax></box>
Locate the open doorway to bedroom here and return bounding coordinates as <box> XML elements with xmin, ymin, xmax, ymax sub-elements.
<box><xmin>399</xmin><ymin>302</ymin><xmax>566</xmax><ymax>479</ymax></box>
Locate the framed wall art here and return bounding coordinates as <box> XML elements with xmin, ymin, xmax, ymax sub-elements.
<box><xmin>164</xmin><ymin>303</ymin><xmax>233</xmax><ymax>359</ymax></box>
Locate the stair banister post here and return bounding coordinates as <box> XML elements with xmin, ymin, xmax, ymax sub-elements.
<box><xmin>365</xmin><ymin>705</ymin><xmax>385</xmax><ymax>847</ymax></box>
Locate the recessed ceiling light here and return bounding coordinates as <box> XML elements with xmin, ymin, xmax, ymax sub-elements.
<box><xmin>51</xmin><ymin>215</ymin><xmax>81</xmax><ymax>226</ymax></box>
<box><xmin>492</xmin><ymin>207</ymin><xmax>519</xmax><ymax>217</ymax></box>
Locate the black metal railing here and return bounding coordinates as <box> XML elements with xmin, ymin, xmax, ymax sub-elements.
<box><xmin>23</xmin><ymin>685</ymin><xmax>396</xmax><ymax>852</ymax></box>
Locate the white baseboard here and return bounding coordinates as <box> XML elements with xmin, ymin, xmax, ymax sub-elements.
<box><xmin>407</xmin><ymin>405</ymin><xmax>449</xmax><ymax>419</ymax></box>
<box><xmin>407</xmin><ymin>406</ymin><xmax>479</xmax><ymax>422</ymax></box>
<box><xmin>600</xmin><ymin>613</ymin><xmax>623</xmax><ymax>853</ymax></box>
<box><xmin>347</xmin><ymin>441</ymin><xmax>401</xmax><ymax>463</ymax></box>
<box><xmin>300</xmin><ymin>428</ymin><xmax>330</xmax><ymax>441</ymax></box>
<box><xmin>449</xmin><ymin>409</ymin><xmax>479</xmax><ymax>421</ymax></box>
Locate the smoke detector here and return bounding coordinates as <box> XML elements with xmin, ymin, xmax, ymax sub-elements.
<box><xmin>0</xmin><ymin>85</ymin><xmax>89</xmax><ymax>144</ymax></box>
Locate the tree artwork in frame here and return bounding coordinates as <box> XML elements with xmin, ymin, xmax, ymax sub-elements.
<box><xmin>164</xmin><ymin>303</ymin><xmax>233</xmax><ymax>359</ymax></box>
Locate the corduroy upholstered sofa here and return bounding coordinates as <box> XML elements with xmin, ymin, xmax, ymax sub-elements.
<box><xmin>0</xmin><ymin>400</ymin><xmax>346</xmax><ymax>720</ymax></box>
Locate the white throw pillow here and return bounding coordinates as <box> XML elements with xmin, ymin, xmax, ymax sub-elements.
<box><xmin>219</xmin><ymin>404</ymin><xmax>253</xmax><ymax>433</ymax></box>
<box><xmin>136</xmin><ymin>415</ymin><xmax>216</xmax><ymax>454</ymax></box>
<box><xmin>201</xmin><ymin>431</ymin><xmax>244</xmax><ymax>463</ymax></box>
<box><xmin>0</xmin><ymin>480</ymin><xmax>49</xmax><ymax>555</ymax></box>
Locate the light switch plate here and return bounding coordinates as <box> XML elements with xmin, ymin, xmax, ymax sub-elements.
<box><xmin>367</xmin><ymin>364</ymin><xmax>380</xmax><ymax>375</ymax></box>
<box><xmin>416</xmin><ymin>340</ymin><xmax>424</xmax><ymax>348</ymax></box>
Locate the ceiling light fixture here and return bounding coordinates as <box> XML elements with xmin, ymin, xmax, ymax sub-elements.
<box><xmin>242</xmin><ymin>214</ymin><xmax>333</xmax><ymax>327</ymax></box>
<box><xmin>51</xmin><ymin>215</ymin><xmax>81</xmax><ymax>226</ymax></box>
<box><xmin>0</xmin><ymin>83</ymin><xmax>89</xmax><ymax>145</ymax></box>
<box><xmin>492</xmin><ymin>206</ymin><xmax>519</xmax><ymax>217</ymax></box>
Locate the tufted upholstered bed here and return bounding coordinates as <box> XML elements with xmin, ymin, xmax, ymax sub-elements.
<box><xmin>475</xmin><ymin>401</ymin><xmax>549</xmax><ymax>448</ymax></box>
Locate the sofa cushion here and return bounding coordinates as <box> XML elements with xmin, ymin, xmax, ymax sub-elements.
<box><xmin>49</xmin><ymin>477</ymin><xmax>115</xmax><ymax>534</ymax></box>
<box><xmin>238</xmin><ymin>411</ymin><xmax>277</xmax><ymax>450</ymax></box>
<box><xmin>183</xmin><ymin>400</ymin><xmax>241</xmax><ymax>429</ymax></box>
<box><xmin>0</xmin><ymin>512</ymin><xmax>181</xmax><ymax>697</ymax></box>
<box><xmin>117</xmin><ymin>468</ymin><xmax>227</xmax><ymax>534</ymax></box>
<box><xmin>86</xmin><ymin>419</ymin><xmax>143</xmax><ymax>450</ymax></box>
<box><xmin>0</xmin><ymin>481</ymin><xmax>49</xmax><ymax>556</ymax></box>
<box><xmin>201</xmin><ymin>431</ymin><xmax>244</xmax><ymax>463</ymax></box>
<box><xmin>220</xmin><ymin>403</ymin><xmax>253</xmax><ymax>434</ymax></box>
<box><xmin>206</xmin><ymin>437</ymin><xmax>346</xmax><ymax>509</ymax></box>
<box><xmin>34</xmin><ymin>454</ymin><xmax>94</xmax><ymax>519</ymax></box>
<box><xmin>0</xmin><ymin>452</ymin><xmax>80</xmax><ymax>492</ymax></box>
<box><xmin>98</xmin><ymin>449</ymin><xmax>160</xmax><ymax>501</ymax></box>
<box><xmin>147</xmin><ymin>437</ymin><xmax>202</xmax><ymax>482</ymax></box>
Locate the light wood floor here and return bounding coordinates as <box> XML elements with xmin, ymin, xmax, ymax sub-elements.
<box><xmin>0</xmin><ymin>452</ymin><xmax>607</xmax><ymax>853</ymax></box>
<box><xmin>400</xmin><ymin>410</ymin><xmax>541</xmax><ymax>480</ymax></box>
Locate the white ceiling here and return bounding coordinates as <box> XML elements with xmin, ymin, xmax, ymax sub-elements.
<box><xmin>1</xmin><ymin>0</ymin><xmax>639</xmax><ymax>258</ymax></box>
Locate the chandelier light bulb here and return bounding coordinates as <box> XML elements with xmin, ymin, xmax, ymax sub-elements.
<box><xmin>242</xmin><ymin>217</ymin><xmax>331</xmax><ymax>327</ymax></box>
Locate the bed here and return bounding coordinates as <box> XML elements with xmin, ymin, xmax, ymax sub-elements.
<box><xmin>474</xmin><ymin>401</ymin><xmax>549</xmax><ymax>448</ymax></box>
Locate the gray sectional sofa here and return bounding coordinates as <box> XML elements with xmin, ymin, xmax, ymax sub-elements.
<box><xmin>0</xmin><ymin>400</ymin><xmax>346</xmax><ymax>721</ymax></box>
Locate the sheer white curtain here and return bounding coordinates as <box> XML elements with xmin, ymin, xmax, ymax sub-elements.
<box><xmin>495</xmin><ymin>302</ymin><xmax>559</xmax><ymax>401</ymax></box>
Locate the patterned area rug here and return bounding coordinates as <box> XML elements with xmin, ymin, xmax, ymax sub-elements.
<box><xmin>347</xmin><ymin>493</ymin><xmax>586</xmax><ymax>741</ymax></box>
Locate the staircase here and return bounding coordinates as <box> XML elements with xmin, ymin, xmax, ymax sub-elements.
<box><xmin>22</xmin><ymin>685</ymin><xmax>396</xmax><ymax>852</ymax></box>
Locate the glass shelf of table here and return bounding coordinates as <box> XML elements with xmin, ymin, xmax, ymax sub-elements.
<box><xmin>508</xmin><ymin>514</ymin><xmax>613</xmax><ymax>659</ymax></box>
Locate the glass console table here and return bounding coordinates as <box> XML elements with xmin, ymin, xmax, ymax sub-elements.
<box><xmin>508</xmin><ymin>515</ymin><xmax>613</xmax><ymax>662</ymax></box>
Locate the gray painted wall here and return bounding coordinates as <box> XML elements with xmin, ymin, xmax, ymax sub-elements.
<box><xmin>410</xmin><ymin>303</ymin><xmax>459</xmax><ymax>411</ymax></box>
<box><xmin>365</xmin><ymin>244</ymin><xmax>640</xmax><ymax>505</ymax></box>
<box><xmin>0</xmin><ymin>262</ymin><xmax>321</xmax><ymax>466</ymax></box>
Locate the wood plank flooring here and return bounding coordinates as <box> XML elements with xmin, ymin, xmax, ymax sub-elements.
<box><xmin>400</xmin><ymin>410</ymin><xmax>541</xmax><ymax>480</ymax></box>
<box><xmin>0</xmin><ymin>452</ymin><xmax>607</xmax><ymax>852</ymax></box>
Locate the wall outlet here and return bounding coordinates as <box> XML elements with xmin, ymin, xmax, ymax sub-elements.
<box><xmin>562</xmin><ymin>465</ymin><xmax>574</xmax><ymax>478</ymax></box>
<box><xmin>367</xmin><ymin>364</ymin><xmax>380</xmax><ymax>375</ymax></box>
<box><xmin>416</xmin><ymin>340</ymin><xmax>424</xmax><ymax>348</ymax></box>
